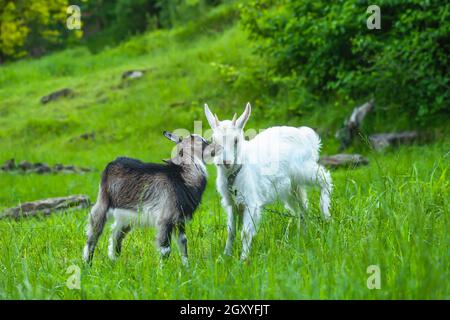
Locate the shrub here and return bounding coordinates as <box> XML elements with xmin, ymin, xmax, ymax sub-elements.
<box><xmin>0</xmin><ymin>0</ymin><xmax>72</xmax><ymax>61</ymax></box>
<box><xmin>240</xmin><ymin>0</ymin><xmax>450</xmax><ymax>124</ymax></box>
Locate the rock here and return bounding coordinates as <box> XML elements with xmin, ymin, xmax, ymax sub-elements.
<box><xmin>76</xmin><ymin>166</ymin><xmax>92</xmax><ymax>173</ymax></box>
<box><xmin>0</xmin><ymin>195</ymin><xmax>90</xmax><ymax>219</ymax></box>
<box><xmin>33</xmin><ymin>163</ymin><xmax>51</xmax><ymax>174</ymax></box>
<box><xmin>1</xmin><ymin>159</ymin><xmax>16</xmax><ymax>171</ymax></box>
<box><xmin>0</xmin><ymin>160</ymin><xmax>92</xmax><ymax>174</ymax></box>
<box><xmin>369</xmin><ymin>131</ymin><xmax>420</xmax><ymax>151</ymax></box>
<box><xmin>52</xmin><ymin>164</ymin><xmax>92</xmax><ymax>174</ymax></box>
<box><xmin>122</xmin><ymin>70</ymin><xmax>145</xmax><ymax>80</ymax></box>
<box><xmin>80</xmin><ymin>132</ymin><xmax>95</xmax><ymax>140</ymax></box>
<box><xmin>53</xmin><ymin>164</ymin><xmax>64</xmax><ymax>171</ymax></box>
<box><xmin>118</xmin><ymin>69</ymin><xmax>155</xmax><ymax>88</ymax></box>
<box><xmin>18</xmin><ymin>160</ymin><xmax>33</xmax><ymax>170</ymax></box>
<box><xmin>41</xmin><ymin>88</ymin><xmax>74</xmax><ymax>104</ymax></box>
<box><xmin>70</xmin><ymin>132</ymin><xmax>96</xmax><ymax>142</ymax></box>
<box><xmin>320</xmin><ymin>154</ymin><xmax>369</xmax><ymax>169</ymax></box>
<box><xmin>169</xmin><ymin>101</ymin><xmax>187</xmax><ymax>108</ymax></box>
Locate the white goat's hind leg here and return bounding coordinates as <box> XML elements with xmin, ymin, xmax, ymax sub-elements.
<box><xmin>240</xmin><ymin>206</ymin><xmax>261</xmax><ymax>261</ymax></box>
<box><xmin>298</xmin><ymin>187</ymin><xmax>308</xmax><ymax>213</ymax></box>
<box><xmin>316</xmin><ymin>165</ymin><xmax>332</xmax><ymax>220</ymax></box>
<box><xmin>224</xmin><ymin>205</ymin><xmax>236</xmax><ymax>256</ymax></box>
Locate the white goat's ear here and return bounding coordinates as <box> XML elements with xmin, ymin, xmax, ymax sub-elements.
<box><xmin>231</xmin><ymin>113</ymin><xmax>237</xmax><ymax>126</ymax></box>
<box><xmin>204</xmin><ymin>103</ymin><xmax>219</xmax><ymax>129</ymax></box>
<box><xmin>163</xmin><ymin>131</ymin><xmax>181</xmax><ymax>143</ymax></box>
<box><xmin>236</xmin><ymin>102</ymin><xmax>251</xmax><ymax>129</ymax></box>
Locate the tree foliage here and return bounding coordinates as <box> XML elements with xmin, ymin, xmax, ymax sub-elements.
<box><xmin>78</xmin><ymin>0</ymin><xmax>223</xmax><ymax>52</ymax></box>
<box><xmin>241</xmin><ymin>0</ymin><xmax>450</xmax><ymax>123</ymax></box>
<box><xmin>0</xmin><ymin>0</ymin><xmax>224</xmax><ymax>61</ymax></box>
<box><xmin>0</xmin><ymin>0</ymin><xmax>70</xmax><ymax>61</ymax></box>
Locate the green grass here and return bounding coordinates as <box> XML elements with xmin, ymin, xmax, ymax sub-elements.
<box><xmin>0</xmin><ymin>5</ymin><xmax>448</xmax><ymax>299</ymax></box>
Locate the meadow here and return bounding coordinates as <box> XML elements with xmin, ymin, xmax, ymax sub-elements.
<box><xmin>0</xmin><ymin>5</ymin><xmax>448</xmax><ymax>299</ymax></box>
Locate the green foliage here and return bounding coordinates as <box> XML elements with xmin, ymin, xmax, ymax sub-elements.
<box><xmin>240</xmin><ymin>0</ymin><xmax>450</xmax><ymax>124</ymax></box>
<box><xmin>81</xmin><ymin>0</ymin><xmax>160</xmax><ymax>43</ymax></box>
<box><xmin>117</xmin><ymin>0</ymin><xmax>160</xmax><ymax>33</ymax></box>
<box><xmin>173</xmin><ymin>2</ymin><xmax>239</xmax><ymax>40</ymax></box>
<box><xmin>0</xmin><ymin>0</ymin><xmax>227</xmax><ymax>61</ymax></box>
<box><xmin>0</xmin><ymin>0</ymin><xmax>73</xmax><ymax>61</ymax></box>
<box><xmin>80</xmin><ymin>0</ymin><xmax>227</xmax><ymax>53</ymax></box>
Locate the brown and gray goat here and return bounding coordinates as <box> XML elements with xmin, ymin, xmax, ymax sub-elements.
<box><xmin>83</xmin><ymin>131</ymin><xmax>210</xmax><ymax>265</ymax></box>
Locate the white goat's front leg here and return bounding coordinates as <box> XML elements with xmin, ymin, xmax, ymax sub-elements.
<box><xmin>224</xmin><ymin>205</ymin><xmax>236</xmax><ymax>256</ymax></box>
<box><xmin>240</xmin><ymin>206</ymin><xmax>261</xmax><ymax>261</ymax></box>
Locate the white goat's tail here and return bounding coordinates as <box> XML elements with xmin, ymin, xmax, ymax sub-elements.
<box><xmin>317</xmin><ymin>165</ymin><xmax>332</xmax><ymax>220</ymax></box>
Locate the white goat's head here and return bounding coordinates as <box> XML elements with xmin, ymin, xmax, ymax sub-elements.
<box><xmin>204</xmin><ymin>102</ymin><xmax>251</xmax><ymax>169</ymax></box>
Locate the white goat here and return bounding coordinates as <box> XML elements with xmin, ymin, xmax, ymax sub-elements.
<box><xmin>204</xmin><ymin>103</ymin><xmax>332</xmax><ymax>260</ymax></box>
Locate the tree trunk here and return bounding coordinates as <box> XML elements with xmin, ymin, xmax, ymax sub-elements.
<box><xmin>336</xmin><ymin>99</ymin><xmax>375</xmax><ymax>151</ymax></box>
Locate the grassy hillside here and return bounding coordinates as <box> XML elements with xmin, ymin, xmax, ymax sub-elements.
<box><xmin>0</xmin><ymin>5</ymin><xmax>448</xmax><ymax>299</ymax></box>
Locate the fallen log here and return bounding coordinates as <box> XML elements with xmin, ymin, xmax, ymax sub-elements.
<box><xmin>369</xmin><ymin>131</ymin><xmax>420</xmax><ymax>151</ymax></box>
<box><xmin>319</xmin><ymin>154</ymin><xmax>369</xmax><ymax>169</ymax></box>
<box><xmin>335</xmin><ymin>100</ymin><xmax>375</xmax><ymax>151</ymax></box>
<box><xmin>0</xmin><ymin>195</ymin><xmax>90</xmax><ymax>219</ymax></box>
<box><xmin>41</xmin><ymin>88</ymin><xmax>74</xmax><ymax>104</ymax></box>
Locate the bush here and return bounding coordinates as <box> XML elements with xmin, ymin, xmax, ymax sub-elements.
<box><xmin>241</xmin><ymin>0</ymin><xmax>450</xmax><ymax>124</ymax></box>
<box><xmin>81</xmin><ymin>0</ymin><xmax>226</xmax><ymax>52</ymax></box>
<box><xmin>0</xmin><ymin>0</ymin><xmax>73</xmax><ymax>61</ymax></box>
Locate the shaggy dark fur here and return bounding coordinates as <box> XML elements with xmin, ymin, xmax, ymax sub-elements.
<box><xmin>102</xmin><ymin>157</ymin><xmax>206</xmax><ymax>220</ymax></box>
<box><xmin>83</xmin><ymin>133</ymin><xmax>209</xmax><ymax>264</ymax></box>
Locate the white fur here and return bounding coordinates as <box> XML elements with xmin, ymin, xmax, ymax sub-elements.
<box><xmin>205</xmin><ymin>103</ymin><xmax>333</xmax><ymax>260</ymax></box>
<box><xmin>108</xmin><ymin>204</ymin><xmax>165</xmax><ymax>228</ymax></box>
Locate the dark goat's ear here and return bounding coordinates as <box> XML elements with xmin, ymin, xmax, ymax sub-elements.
<box><xmin>163</xmin><ymin>131</ymin><xmax>181</xmax><ymax>143</ymax></box>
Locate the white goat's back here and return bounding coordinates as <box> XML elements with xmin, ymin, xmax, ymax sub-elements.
<box><xmin>244</xmin><ymin>126</ymin><xmax>320</xmax><ymax>167</ymax></box>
